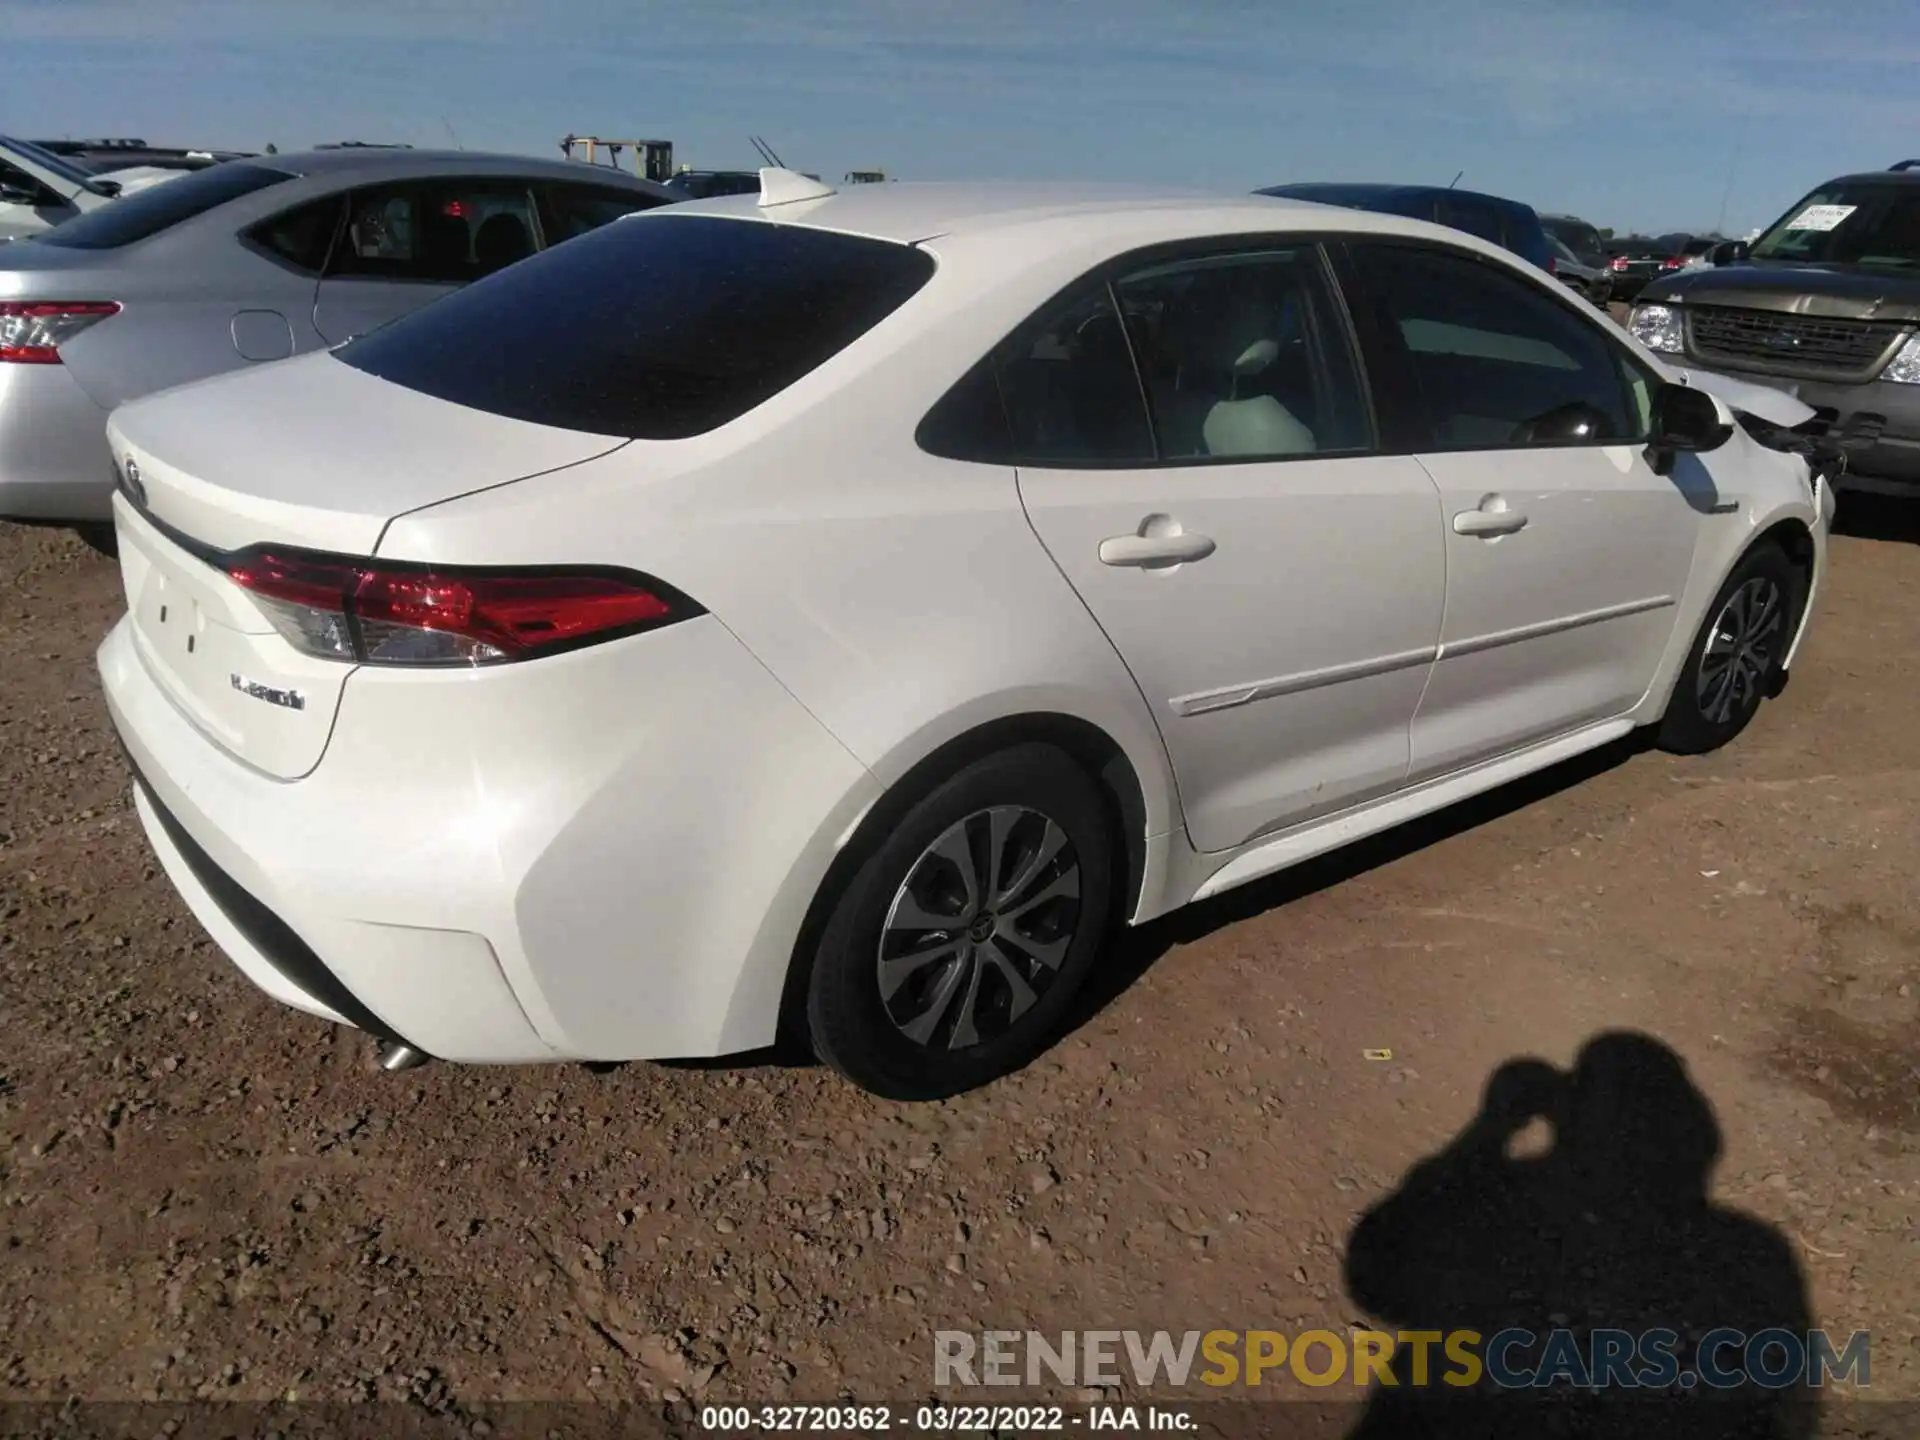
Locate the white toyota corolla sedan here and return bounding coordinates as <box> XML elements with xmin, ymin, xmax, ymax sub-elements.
<box><xmin>97</xmin><ymin>170</ymin><xmax>1836</xmax><ymax>1099</ymax></box>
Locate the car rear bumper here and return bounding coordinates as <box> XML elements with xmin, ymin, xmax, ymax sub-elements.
<box><xmin>98</xmin><ymin>601</ymin><xmax>882</xmax><ymax>1065</ymax></box>
<box><xmin>0</xmin><ymin>363</ymin><xmax>115</xmax><ymax>522</ymax></box>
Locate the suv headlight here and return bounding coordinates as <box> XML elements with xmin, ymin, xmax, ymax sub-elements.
<box><xmin>1884</xmin><ymin>333</ymin><xmax>1920</xmax><ymax>384</ymax></box>
<box><xmin>1630</xmin><ymin>303</ymin><xmax>1685</xmax><ymax>354</ymax></box>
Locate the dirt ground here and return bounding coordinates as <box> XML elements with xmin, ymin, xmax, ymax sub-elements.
<box><xmin>1</xmin><ymin>501</ymin><xmax>1917</xmax><ymax>1429</ymax></box>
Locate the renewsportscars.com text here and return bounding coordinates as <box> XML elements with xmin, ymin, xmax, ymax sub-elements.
<box><xmin>933</xmin><ymin>1327</ymin><xmax>1871</xmax><ymax>1391</ymax></box>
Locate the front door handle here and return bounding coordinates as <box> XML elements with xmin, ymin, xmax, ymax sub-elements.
<box><xmin>1099</xmin><ymin>531</ymin><xmax>1217</xmax><ymax>568</ymax></box>
<box><xmin>1452</xmin><ymin>498</ymin><xmax>1529</xmax><ymax>538</ymax></box>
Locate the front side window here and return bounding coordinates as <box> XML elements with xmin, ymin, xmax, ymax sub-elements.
<box><xmin>338</xmin><ymin>213</ymin><xmax>935</xmax><ymax>439</ymax></box>
<box><xmin>1351</xmin><ymin>243</ymin><xmax>1642</xmax><ymax>450</ymax></box>
<box><xmin>330</xmin><ymin>180</ymin><xmax>541</xmax><ymax>284</ymax></box>
<box><xmin>1113</xmin><ymin>247</ymin><xmax>1371</xmax><ymax>460</ymax></box>
<box><xmin>32</xmin><ymin>162</ymin><xmax>294</xmax><ymax>249</ymax></box>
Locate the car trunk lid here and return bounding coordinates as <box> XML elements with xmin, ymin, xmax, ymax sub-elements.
<box><xmin>106</xmin><ymin>351</ymin><xmax>629</xmax><ymax>555</ymax></box>
<box><xmin>107</xmin><ymin>354</ymin><xmax>629</xmax><ymax>779</ymax></box>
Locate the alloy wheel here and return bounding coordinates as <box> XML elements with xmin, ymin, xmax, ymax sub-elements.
<box><xmin>876</xmin><ymin>806</ymin><xmax>1082</xmax><ymax>1050</ymax></box>
<box><xmin>1696</xmin><ymin>576</ymin><xmax>1785</xmax><ymax>724</ymax></box>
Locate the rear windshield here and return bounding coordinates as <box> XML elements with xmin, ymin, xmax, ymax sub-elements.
<box><xmin>1543</xmin><ymin>218</ymin><xmax>1600</xmax><ymax>252</ymax></box>
<box><xmin>33</xmin><ymin>162</ymin><xmax>294</xmax><ymax>249</ymax></box>
<box><xmin>1749</xmin><ymin>183</ymin><xmax>1920</xmax><ymax>268</ymax></box>
<box><xmin>337</xmin><ymin>213</ymin><xmax>937</xmax><ymax>439</ymax></box>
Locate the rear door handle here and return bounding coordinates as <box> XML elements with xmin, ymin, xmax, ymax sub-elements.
<box><xmin>1452</xmin><ymin>506</ymin><xmax>1529</xmax><ymax>537</ymax></box>
<box><xmin>1098</xmin><ymin>532</ymin><xmax>1217</xmax><ymax>567</ymax></box>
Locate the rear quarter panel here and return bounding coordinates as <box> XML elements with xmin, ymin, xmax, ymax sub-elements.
<box><xmin>57</xmin><ymin>252</ymin><xmax>320</xmax><ymax>410</ymax></box>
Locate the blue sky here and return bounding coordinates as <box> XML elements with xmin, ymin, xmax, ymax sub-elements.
<box><xmin>6</xmin><ymin>0</ymin><xmax>1919</xmax><ymax>235</ymax></box>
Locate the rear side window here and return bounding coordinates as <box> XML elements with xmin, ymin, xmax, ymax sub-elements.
<box><xmin>34</xmin><ymin>163</ymin><xmax>294</xmax><ymax>249</ymax></box>
<box><xmin>1436</xmin><ymin>197</ymin><xmax>1504</xmax><ymax>247</ymax></box>
<box><xmin>1114</xmin><ymin>247</ymin><xmax>1371</xmax><ymax>460</ymax></box>
<box><xmin>534</xmin><ymin>182</ymin><xmax>670</xmax><ymax>246</ymax></box>
<box><xmin>1546</xmin><ymin>219</ymin><xmax>1602</xmax><ymax>255</ymax></box>
<box><xmin>991</xmin><ymin>284</ymin><xmax>1156</xmax><ymax>465</ymax></box>
<box><xmin>338</xmin><ymin>214</ymin><xmax>936</xmax><ymax>439</ymax></box>
<box><xmin>246</xmin><ymin>195</ymin><xmax>344</xmax><ymax>274</ymax></box>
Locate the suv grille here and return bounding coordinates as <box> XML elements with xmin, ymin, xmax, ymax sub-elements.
<box><xmin>1687</xmin><ymin>305</ymin><xmax>1904</xmax><ymax>377</ymax></box>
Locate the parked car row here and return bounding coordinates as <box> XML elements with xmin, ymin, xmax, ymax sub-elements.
<box><xmin>56</xmin><ymin>162</ymin><xmax>1836</xmax><ymax>1096</ymax></box>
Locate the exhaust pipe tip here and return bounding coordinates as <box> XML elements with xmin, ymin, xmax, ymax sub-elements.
<box><xmin>376</xmin><ymin>1041</ymin><xmax>431</xmax><ymax>1072</ymax></box>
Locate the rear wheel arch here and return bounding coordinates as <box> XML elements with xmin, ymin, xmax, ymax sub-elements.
<box><xmin>773</xmin><ymin>711</ymin><xmax>1149</xmax><ymax>1054</ymax></box>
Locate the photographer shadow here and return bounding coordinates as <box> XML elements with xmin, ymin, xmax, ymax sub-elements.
<box><xmin>1344</xmin><ymin>1031</ymin><xmax>1816</xmax><ymax>1440</ymax></box>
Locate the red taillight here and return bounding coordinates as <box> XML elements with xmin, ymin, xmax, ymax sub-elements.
<box><xmin>1660</xmin><ymin>255</ymin><xmax>1687</xmax><ymax>270</ymax></box>
<box><xmin>0</xmin><ymin>301</ymin><xmax>120</xmax><ymax>364</ymax></box>
<box><xmin>221</xmin><ymin>548</ymin><xmax>694</xmax><ymax>666</ymax></box>
<box><xmin>443</xmin><ymin>200</ymin><xmax>468</xmax><ymax>218</ymax></box>
<box><xmin>1608</xmin><ymin>256</ymin><xmax>1630</xmax><ymax>271</ymax></box>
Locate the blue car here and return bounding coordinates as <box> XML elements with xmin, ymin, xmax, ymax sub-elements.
<box><xmin>1255</xmin><ymin>182</ymin><xmax>1555</xmax><ymax>274</ymax></box>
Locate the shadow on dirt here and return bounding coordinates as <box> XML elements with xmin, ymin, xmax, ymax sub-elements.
<box><xmin>1070</xmin><ymin>728</ymin><xmax>1655</xmax><ymax>1032</ymax></box>
<box><xmin>1340</xmin><ymin>1031</ymin><xmax>1818</xmax><ymax>1439</ymax></box>
<box><xmin>1831</xmin><ymin>490</ymin><xmax>1920</xmax><ymax>546</ymax></box>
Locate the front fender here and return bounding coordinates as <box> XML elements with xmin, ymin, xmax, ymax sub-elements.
<box><xmin>1634</xmin><ymin>438</ymin><xmax>1824</xmax><ymax>727</ymax></box>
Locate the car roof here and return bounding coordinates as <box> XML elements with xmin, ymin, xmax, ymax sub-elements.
<box><xmin>1259</xmin><ymin>181</ymin><xmax>1536</xmax><ymax>214</ymax></box>
<box><xmin>245</xmin><ymin>148</ymin><xmax>670</xmax><ymax>190</ymax></box>
<box><xmin>650</xmin><ymin>179</ymin><xmax>1441</xmax><ymax>246</ymax></box>
<box><xmin>1816</xmin><ymin>170</ymin><xmax>1920</xmax><ymax>188</ymax></box>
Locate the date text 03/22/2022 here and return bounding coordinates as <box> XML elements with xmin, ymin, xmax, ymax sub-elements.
<box><xmin>698</xmin><ymin>1404</ymin><xmax>1193</xmax><ymax>1431</ymax></box>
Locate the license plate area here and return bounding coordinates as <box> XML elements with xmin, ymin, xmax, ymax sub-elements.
<box><xmin>112</xmin><ymin>497</ymin><xmax>351</xmax><ymax>779</ymax></box>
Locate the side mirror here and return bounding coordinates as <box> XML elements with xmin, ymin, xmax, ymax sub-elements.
<box><xmin>1705</xmin><ymin>240</ymin><xmax>1747</xmax><ymax>266</ymax></box>
<box><xmin>1647</xmin><ymin>382</ymin><xmax>1734</xmax><ymax>473</ymax></box>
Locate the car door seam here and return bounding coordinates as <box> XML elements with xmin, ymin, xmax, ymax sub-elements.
<box><xmin>1011</xmin><ymin>463</ymin><xmax>1189</xmax><ymax>838</ymax></box>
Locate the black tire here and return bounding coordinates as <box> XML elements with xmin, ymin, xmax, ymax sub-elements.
<box><xmin>73</xmin><ymin>522</ymin><xmax>117</xmax><ymax>558</ymax></box>
<box><xmin>806</xmin><ymin>743</ymin><xmax>1115</xmax><ymax>1101</ymax></box>
<box><xmin>1656</xmin><ymin>543</ymin><xmax>1802</xmax><ymax>755</ymax></box>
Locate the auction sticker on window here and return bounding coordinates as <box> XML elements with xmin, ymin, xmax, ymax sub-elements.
<box><xmin>1785</xmin><ymin>204</ymin><xmax>1857</xmax><ymax>232</ymax></box>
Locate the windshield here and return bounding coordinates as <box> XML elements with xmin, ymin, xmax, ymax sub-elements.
<box><xmin>1</xmin><ymin>136</ymin><xmax>115</xmax><ymax>196</ymax></box>
<box><xmin>1749</xmin><ymin>183</ymin><xmax>1920</xmax><ymax>267</ymax></box>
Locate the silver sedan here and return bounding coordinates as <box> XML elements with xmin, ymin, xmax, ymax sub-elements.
<box><xmin>0</xmin><ymin>147</ymin><xmax>675</xmax><ymax>547</ymax></box>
